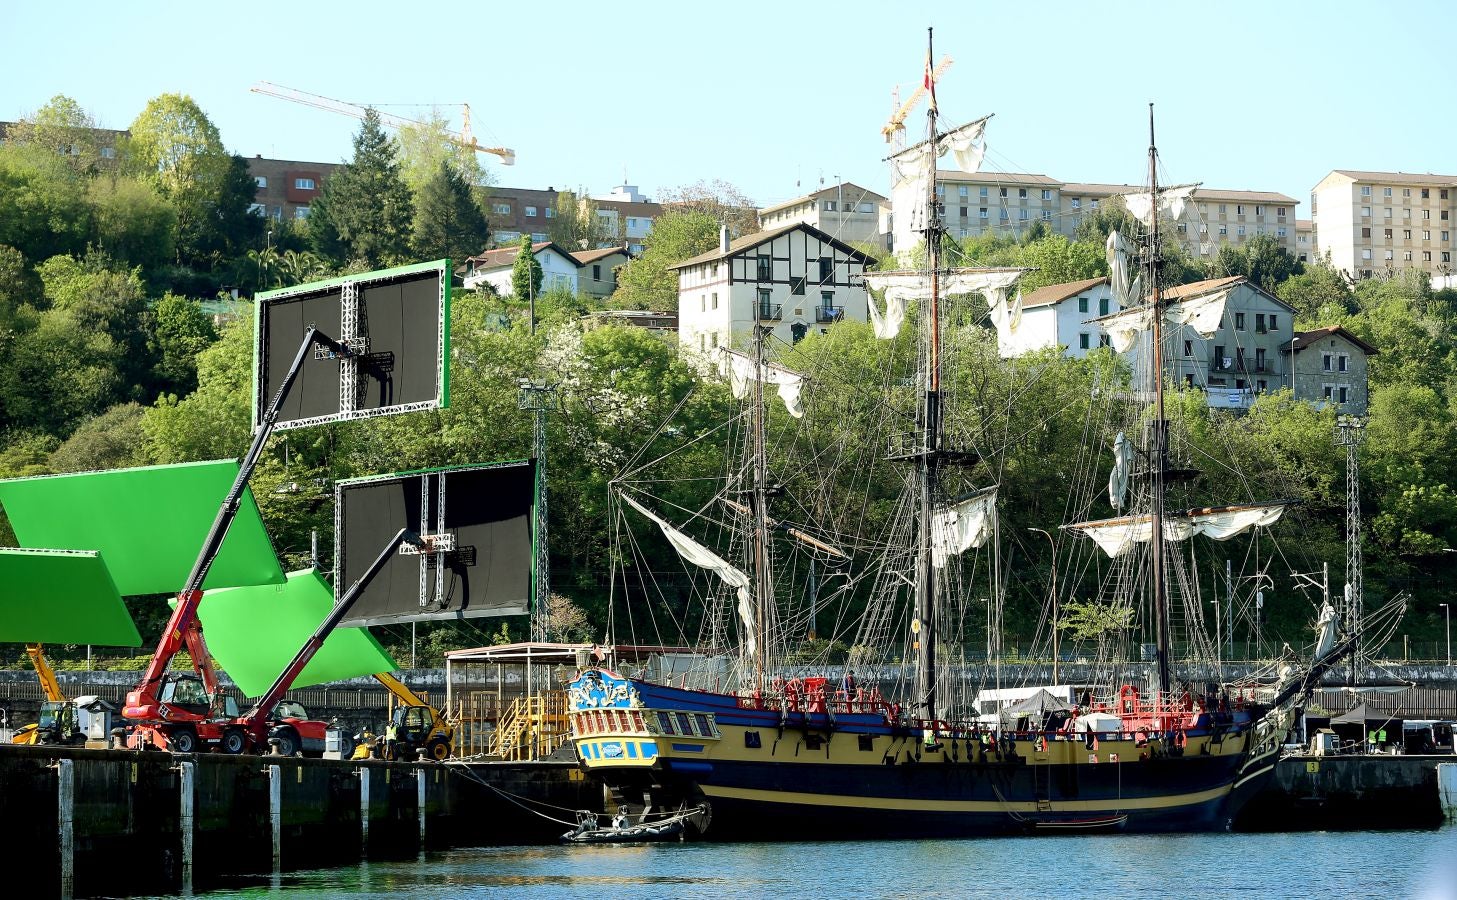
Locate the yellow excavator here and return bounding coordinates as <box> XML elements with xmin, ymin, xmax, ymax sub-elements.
<box><xmin>10</xmin><ymin>644</ymin><xmax>83</xmax><ymax>746</ymax></box>
<box><xmin>351</xmin><ymin>672</ymin><xmax>455</xmax><ymax>761</ymax></box>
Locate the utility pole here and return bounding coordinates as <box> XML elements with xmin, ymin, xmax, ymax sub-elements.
<box><xmin>1441</xmin><ymin>602</ymin><xmax>1451</xmax><ymax>667</ymax></box>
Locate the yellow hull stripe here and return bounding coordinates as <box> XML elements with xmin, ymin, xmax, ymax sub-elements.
<box><xmin>699</xmin><ymin>782</ymin><xmax>1232</xmax><ymax>814</ymax></box>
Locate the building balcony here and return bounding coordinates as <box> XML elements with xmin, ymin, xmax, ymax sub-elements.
<box><xmin>756</xmin><ymin>303</ymin><xmax>783</xmax><ymax>321</ymax></box>
<box><xmin>816</xmin><ymin>305</ymin><xmax>844</xmax><ymax>323</ymax></box>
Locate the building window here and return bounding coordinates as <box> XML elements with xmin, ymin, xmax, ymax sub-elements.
<box><xmin>1361</xmin><ymin>227</ymin><xmax>1371</xmax><ymax>238</ymax></box>
<box><xmin>980</xmin><ymin>187</ymin><xmax>988</xmax><ymax>198</ymax></box>
<box><xmin>1338</xmin><ymin>354</ymin><xmax>1349</xmax><ymax>373</ymax></box>
<box><xmin>1383</xmin><ymin>187</ymin><xmax>1393</xmax><ymax>197</ymax></box>
<box><xmin>1423</xmin><ymin>210</ymin><xmax>1432</xmax><ymax>220</ymax></box>
<box><xmin>1361</xmin><ymin>207</ymin><xmax>1371</xmax><ymax>217</ymax></box>
<box><xmin>1219</xmin><ymin>225</ymin><xmax>1228</xmax><ymax>235</ymax></box>
<box><xmin>1255</xmin><ymin>347</ymin><xmax>1266</xmax><ymax>370</ymax></box>
<box><xmin>1078</xmin><ymin>332</ymin><xmax>1090</xmax><ymax>350</ymax></box>
<box><xmin>294</xmin><ymin>206</ymin><xmax>310</xmax><ymax>219</ymax></box>
<box><xmin>1185</xmin><ymin>374</ymin><xmax>1196</xmax><ymax>387</ymax></box>
<box><xmin>1384</xmin><ymin>228</ymin><xmax>1393</xmax><ymax>239</ymax></box>
<box><xmin>1235</xmin><ymin>312</ymin><xmax>1245</xmax><ymax>330</ymax></box>
<box><xmin>1099</xmin><ymin>334</ymin><xmax>1111</xmax><ymax>348</ymax></box>
<box><xmin>592</xmin><ymin>264</ymin><xmax>602</xmax><ymax>282</ymax></box>
<box><xmin>1019</xmin><ymin>209</ymin><xmax>1029</xmax><ymax>220</ymax></box>
<box><xmin>1018</xmin><ymin>188</ymin><xmax>1028</xmax><ymax>199</ymax></box>
<box><xmin>1237</xmin><ymin>205</ymin><xmax>1245</xmax><ymax>215</ymax></box>
<box><xmin>1384</xmin><ymin>250</ymin><xmax>1394</xmax><ymax>261</ymax></box>
<box><xmin>524</xmin><ymin>206</ymin><xmax>537</xmax><ymax>217</ymax></box>
<box><xmin>711</xmin><ymin>292</ymin><xmax>718</xmax><ymax>309</ymax></box>
<box><xmin>1361</xmin><ymin>186</ymin><xmax>1372</xmax><ymax>196</ymax></box>
<box><xmin>1339</xmin><ymin>386</ymin><xmax>1349</xmax><ymax>403</ymax></box>
<box><xmin>1322</xmin><ymin>353</ymin><xmax>1332</xmax><ymax>372</ymax></box>
<box><xmin>1078</xmin><ymin>297</ymin><xmax>1089</xmax><ymax>313</ymax></box>
<box><xmin>1042</xmin><ymin>209</ymin><xmax>1052</xmax><ymax>221</ymax></box>
<box><xmin>958</xmin><ymin>185</ymin><xmax>969</xmax><ymax>197</ymax></box>
<box><xmin>999</xmin><ymin>209</ymin><xmax>1008</xmax><ymax>220</ymax></box>
<box><xmin>1269</xmin><ymin>315</ymin><xmax>1278</xmax><ymax>331</ymax></box>
<box><xmin>1405</xmin><ymin>229</ymin><xmax>1413</xmax><ymax>239</ymax></box>
<box><xmin>100</xmin><ymin>146</ymin><xmax>116</xmax><ymax>159</ymax></box>
<box><xmin>1255</xmin><ymin>313</ymin><xmax>1266</xmax><ymax>333</ymax></box>
<box><xmin>1256</xmin><ymin>205</ymin><xmax>1265</xmax><ymax>216</ymax></box>
<box><xmin>756</xmin><ymin>255</ymin><xmax>771</xmax><ymax>281</ymax></box>
<box><xmin>823</xmin><ymin>200</ymin><xmax>837</xmax><ymax>211</ymax></box>
<box><xmin>1445</xmin><ymin>252</ymin><xmax>1452</xmax><ymax>263</ymax></box>
<box><xmin>493</xmin><ymin>203</ymin><xmax>511</xmax><ymax>215</ymax></box>
<box><xmin>1421</xmin><ymin>188</ymin><xmax>1430</xmax><ymax>199</ymax></box>
<box><xmin>1323</xmin><ymin>384</ymin><xmax>1334</xmax><ymax>400</ymax></box>
<box><xmin>1183</xmin><ymin>340</ymin><xmax>1193</xmax><ymax>357</ymax></box>
<box><xmin>1424</xmin><ymin>230</ymin><xmax>1432</xmax><ymax>240</ymax></box>
<box><xmin>254</xmin><ymin>176</ymin><xmax>267</xmax><ymax>189</ymax></box>
<box><xmin>1071</xmin><ymin>198</ymin><xmax>1081</xmax><ymax>209</ymax></box>
<box><xmin>999</xmin><ymin>187</ymin><xmax>1008</xmax><ymax>198</ymax></box>
<box><xmin>1424</xmin><ymin>251</ymin><xmax>1433</xmax><ymax>261</ymax></box>
<box><xmin>248</xmin><ymin>203</ymin><xmax>267</xmax><ymax>216</ymax></box>
<box><xmin>1098</xmin><ymin>297</ymin><xmax>1110</xmax><ymax>315</ymax></box>
<box><xmin>1238</xmin><ymin>225</ymin><xmax>1246</xmax><ymax>236</ymax></box>
<box><xmin>1384</xmin><ymin>208</ymin><xmax>1393</xmax><ymax>219</ymax></box>
<box><xmin>979</xmin><ymin>208</ymin><xmax>989</xmax><ymax>219</ymax></box>
<box><xmin>1404</xmin><ymin>251</ymin><xmax>1413</xmax><ymax>261</ymax></box>
<box><xmin>1361</xmin><ymin>249</ymin><xmax>1372</xmax><ymax>260</ymax></box>
<box><xmin>819</xmin><ymin>257</ymin><xmax>833</xmax><ymax>282</ymax></box>
<box><xmin>791</xmin><ymin>276</ymin><xmax>805</xmax><ymax>295</ymax></box>
<box><xmin>544</xmin><ymin>207</ymin><xmax>555</xmax><ymax>219</ymax></box>
<box><xmin>294</xmin><ymin>177</ymin><xmax>315</xmax><ymax>190</ymax></box>
<box><xmin>1041</xmin><ymin>189</ymin><xmax>1053</xmax><ymax>200</ymax></box>
<box><xmin>1257</xmin><ymin>379</ymin><xmax>1267</xmax><ymax>392</ymax></box>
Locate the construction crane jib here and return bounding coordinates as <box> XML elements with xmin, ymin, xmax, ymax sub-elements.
<box><xmin>249</xmin><ymin>81</ymin><xmax>515</xmax><ymax>165</ymax></box>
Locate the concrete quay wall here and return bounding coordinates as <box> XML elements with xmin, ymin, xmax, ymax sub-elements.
<box><xmin>0</xmin><ymin>745</ymin><xmax>599</xmax><ymax>899</ymax></box>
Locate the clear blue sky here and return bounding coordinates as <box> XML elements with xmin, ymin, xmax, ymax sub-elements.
<box><xmin>3</xmin><ymin>0</ymin><xmax>1451</xmax><ymax>212</ymax></box>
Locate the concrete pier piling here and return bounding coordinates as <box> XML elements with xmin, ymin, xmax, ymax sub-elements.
<box><xmin>0</xmin><ymin>746</ymin><xmax>599</xmax><ymax>898</ymax></box>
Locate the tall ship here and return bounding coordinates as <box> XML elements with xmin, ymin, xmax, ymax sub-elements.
<box><xmin>567</xmin><ymin>31</ymin><xmax>1375</xmax><ymax>838</ymax></box>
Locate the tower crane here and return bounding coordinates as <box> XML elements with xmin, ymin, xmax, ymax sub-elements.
<box><xmin>881</xmin><ymin>56</ymin><xmax>953</xmax><ymax>148</ymax></box>
<box><xmin>249</xmin><ymin>81</ymin><xmax>515</xmax><ymax>165</ymax></box>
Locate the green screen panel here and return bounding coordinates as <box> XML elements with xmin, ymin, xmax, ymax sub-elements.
<box><xmin>192</xmin><ymin>569</ymin><xmax>397</xmax><ymax>697</ymax></box>
<box><xmin>0</xmin><ymin>460</ymin><xmax>284</xmax><ymax>595</ymax></box>
<box><xmin>0</xmin><ymin>549</ymin><xmax>141</xmax><ymax>646</ymax></box>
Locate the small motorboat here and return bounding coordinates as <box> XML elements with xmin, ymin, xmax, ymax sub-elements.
<box><xmin>562</xmin><ymin>810</ymin><xmax>687</xmax><ymax>844</ymax></box>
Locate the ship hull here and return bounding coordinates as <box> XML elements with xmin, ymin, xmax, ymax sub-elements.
<box><xmin>568</xmin><ymin>670</ymin><xmax>1256</xmax><ymax>839</ymax></box>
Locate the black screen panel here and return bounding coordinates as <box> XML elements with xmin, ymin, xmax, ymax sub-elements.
<box><xmin>335</xmin><ymin>462</ymin><xmax>534</xmax><ymax>628</ymax></box>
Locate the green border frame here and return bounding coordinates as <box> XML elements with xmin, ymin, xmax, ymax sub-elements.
<box><xmin>251</xmin><ymin>258</ymin><xmax>452</xmax><ymax>430</ymax></box>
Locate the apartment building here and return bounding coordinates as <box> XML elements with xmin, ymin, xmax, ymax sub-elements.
<box><xmin>487</xmin><ymin>184</ymin><xmax>662</xmax><ymax>253</ymax></box>
<box><xmin>893</xmin><ymin>170</ymin><xmax>1299</xmax><ymax>261</ymax></box>
<box><xmin>672</xmin><ymin>222</ymin><xmax>872</xmax><ymax>360</ymax></box>
<box><xmin>757</xmin><ymin>182</ymin><xmax>889</xmax><ymax>249</ymax></box>
<box><xmin>245</xmin><ymin>155</ymin><xmax>337</xmax><ymax>222</ymax></box>
<box><xmin>1309</xmin><ymin>170</ymin><xmax>1457</xmax><ymax>279</ymax></box>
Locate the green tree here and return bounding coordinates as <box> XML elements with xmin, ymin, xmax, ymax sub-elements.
<box><xmin>47</xmin><ymin>402</ymin><xmax>148</xmax><ymax>472</ymax></box>
<box><xmin>86</xmin><ymin>175</ymin><xmax>176</xmax><ymax>271</ymax></box>
<box><xmin>1278</xmin><ymin>256</ymin><xmax>1355</xmax><ymax>323</ymax></box>
<box><xmin>412</xmin><ymin>160</ymin><xmax>490</xmax><ymax>262</ymax></box>
<box><xmin>6</xmin><ymin>95</ymin><xmax>106</xmax><ymax>175</ymax></box>
<box><xmin>612</xmin><ymin>210</ymin><xmax>719</xmax><ymax>312</ymax></box>
<box><xmin>1009</xmin><ymin>233</ymin><xmax>1106</xmax><ymax>292</ymax></box>
<box><xmin>1211</xmin><ymin>232</ymin><xmax>1303</xmax><ymax>292</ymax></box>
<box><xmin>0</xmin><ymin>142</ymin><xmax>92</xmax><ymax>262</ymax></box>
<box><xmin>150</xmin><ymin>293</ymin><xmax>218</xmax><ymax>395</ymax></box>
<box><xmin>127</xmin><ymin>94</ymin><xmax>232</xmax><ymax>266</ymax></box>
<box><xmin>142</xmin><ymin>313</ymin><xmax>252</xmax><ymax>463</ymax></box>
<box><xmin>395</xmin><ymin>109</ymin><xmax>491</xmax><ymax>198</ymax></box>
<box><xmin>511</xmin><ymin>235</ymin><xmax>543</xmax><ymax>302</ymax></box>
<box><xmin>658</xmin><ymin>179</ymin><xmax>758</xmax><ymax>236</ymax></box>
<box><xmin>309</xmin><ymin>109</ymin><xmax>414</xmax><ymax>269</ymax></box>
<box><xmin>548</xmin><ymin>189</ymin><xmax>611</xmax><ymax>250</ymax></box>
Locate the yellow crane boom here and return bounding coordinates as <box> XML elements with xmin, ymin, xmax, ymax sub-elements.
<box><xmin>882</xmin><ymin>56</ymin><xmax>953</xmax><ymax>143</ymax></box>
<box><xmin>249</xmin><ymin>81</ymin><xmax>515</xmax><ymax>166</ymax></box>
<box><xmin>26</xmin><ymin>643</ymin><xmax>64</xmax><ymax>703</ymax></box>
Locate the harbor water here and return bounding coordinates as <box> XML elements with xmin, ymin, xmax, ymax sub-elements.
<box><xmin>155</xmin><ymin>828</ymin><xmax>1457</xmax><ymax>899</ymax></box>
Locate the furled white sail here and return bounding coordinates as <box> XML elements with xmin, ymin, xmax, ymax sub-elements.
<box><xmin>1313</xmin><ymin>601</ymin><xmax>1339</xmax><ymax>662</ymax></box>
<box><xmin>1067</xmin><ymin>502</ymin><xmax>1288</xmax><ymax>558</ymax></box>
<box><xmin>889</xmin><ymin>118</ymin><xmax>990</xmax><ymax>257</ymax></box>
<box><xmin>723</xmin><ymin>349</ymin><xmax>806</xmax><ymax>418</ymax></box>
<box><xmin>1108</xmin><ymin>431</ymin><xmax>1134</xmax><ymax>511</ymax></box>
<box><xmin>620</xmin><ymin>492</ymin><xmax>758</xmax><ymax>658</ymax></box>
<box><xmin>1124</xmin><ymin>184</ymin><xmax>1196</xmax><ymax>227</ymax></box>
<box><xmin>931</xmin><ymin>489</ymin><xmax>998</xmax><ymax>569</ymax></box>
<box><xmin>1098</xmin><ymin>287</ymin><xmax>1232</xmax><ymax>353</ymax></box>
<box><xmin>863</xmin><ymin>269</ymin><xmax>1025</xmax><ymax>341</ymax></box>
<box><xmin>1105</xmin><ymin>230</ymin><xmax>1142</xmax><ymax>310</ymax></box>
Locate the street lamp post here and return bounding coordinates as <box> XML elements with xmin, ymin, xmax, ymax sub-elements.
<box><xmin>1441</xmin><ymin>603</ymin><xmax>1451</xmax><ymax>667</ymax></box>
<box><xmin>1028</xmin><ymin>528</ymin><xmax>1058</xmax><ymax>683</ymax></box>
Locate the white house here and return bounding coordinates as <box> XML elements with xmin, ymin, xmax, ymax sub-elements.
<box><xmin>997</xmin><ymin>277</ymin><xmax>1115</xmax><ymax>358</ymax></box>
<box><xmin>670</xmin><ymin>222</ymin><xmax>874</xmax><ymax>361</ymax></box>
<box><xmin>462</xmin><ymin>241</ymin><xmax>581</xmax><ymax>295</ymax></box>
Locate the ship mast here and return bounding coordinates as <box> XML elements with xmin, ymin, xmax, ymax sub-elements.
<box><xmin>751</xmin><ymin>306</ymin><xmax>774</xmax><ymax>695</ymax></box>
<box><xmin>913</xmin><ymin>25</ymin><xmax>942</xmax><ymax>723</ymax></box>
<box><xmin>1146</xmin><ymin>104</ymin><xmax>1173</xmax><ymax>698</ymax></box>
